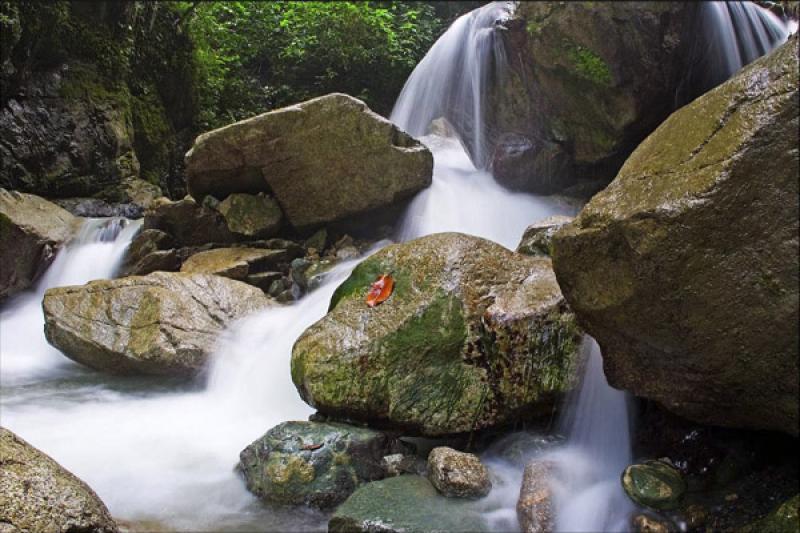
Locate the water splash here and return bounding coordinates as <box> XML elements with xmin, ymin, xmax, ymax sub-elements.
<box><xmin>0</xmin><ymin>218</ymin><xmax>141</xmax><ymax>386</ymax></box>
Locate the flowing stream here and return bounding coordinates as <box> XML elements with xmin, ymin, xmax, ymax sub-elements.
<box><xmin>1</xmin><ymin>1</ymin><xmax>794</xmax><ymax>531</ymax></box>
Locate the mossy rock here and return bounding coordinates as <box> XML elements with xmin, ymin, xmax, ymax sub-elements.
<box><xmin>622</xmin><ymin>460</ymin><xmax>686</xmax><ymax>511</ymax></box>
<box><xmin>292</xmin><ymin>232</ymin><xmax>581</xmax><ymax>436</ymax></box>
<box><xmin>329</xmin><ymin>475</ymin><xmax>489</xmax><ymax>533</ymax></box>
<box><xmin>743</xmin><ymin>494</ymin><xmax>800</xmax><ymax>533</ymax></box>
<box><xmin>217</xmin><ymin>192</ymin><xmax>283</xmax><ymax>239</ymax></box>
<box><xmin>237</xmin><ymin>421</ymin><xmax>410</xmax><ymax>508</ymax></box>
<box><xmin>516</xmin><ymin>215</ymin><xmax>574</xmax><ymax>257</ymax></box>
<box><xmin>552</xmin><ymin>37</ymin><xmax>799</xmax><ymax>436</ymax></box>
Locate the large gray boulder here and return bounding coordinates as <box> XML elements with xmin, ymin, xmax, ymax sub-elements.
<box><xmin>0</xmin><ymin>427</ymin><xmax>118</xmax><ymax>532</ymax></box>
<box><xmin>0</xmin><ymin>189</ymin><xmax>80</xmax><ymax>300</ymax></box>
<box><xmin>552</xmin><ymin>37</ymin><xmax>799</xmax><ymax>435</ymax></box>
<box><xmin>43</xmin><ymin>272</ymin><xmax>270</xmax><ymax>376</ymax></box>
<box><xmin>292</xmin><ymin>232</ymin><xmax>581</xmax><ymax>436</ymax></box>
<box><xmin>185</xmin><ymin>93</ymin><xmax>433</xmax><ymax>231</ymax></box>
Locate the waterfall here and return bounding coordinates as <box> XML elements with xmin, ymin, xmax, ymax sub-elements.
<box><xmin>391</xmin><ymin>1</ymin><xmax>510</xmax><ymax>168</ymax></box>
<box><xmin>692</xmin><ymin>1</ymin><xmax>792</xmax><ymax>95</ymax></box>
<box><xmin>545</xmin><ymin>338</ymin><xmax>634</xmax><ymax>532</ymax></box>
<box><xmin>0</xmin><ymin>218</ymin><xmax>141</xmax><ymax>387</ymax></box>
<box><xmin>393</xmin><ymin>1</ymin><xmax>577</xmax><ymax>249</ymax></box>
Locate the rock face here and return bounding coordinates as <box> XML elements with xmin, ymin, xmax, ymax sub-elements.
<box><xmin>427</xmin><ymin>447</ymin><xmax>491</xmax><ymax>499</ymax></box>
<box><xmin>0</xmin><ymin>427</ymin><xmax>118</xmax><ymax>533</ymax></box>
<box><xmin>516</xmin><ymin>216</ymin><xmax>575</xmax><ymax>257</ymax></box>
<box><xmin>185</xmin><ymin>93</ymin><xmax>433</xmax><ymax>231</ymax></box>
<box><xmin>292</xmin><ymin>232</ymin><xmax>581</xmax><ymax>436</ymax></box>
<box><xmin>43</xmin><ymin>272</ymin><xmax>269</xmax><ymax>376</ymax></box>
<box><xmin>622</xmin><ymin>460</ymin><xmax>686</xmax><ymax>511</ymax></box>
<box><xmin>517</xmin><ymin>460</ymin><xmax>555</xmax><ymax>533</ymax></box>
<box><xmin>552</xmin><ymin>37</ymin><xmax>799</xmax><ymax>435</ymax></box>
<box><xmin>0</xmin><ymin>189</ymin><xmax>80</xmax><ymax>300</ymax></box>
<box><xmin>237</xmin><ymin>421</ymin><xmax>409</xmax><ymax>508</ymax></box>
<box><xmin>328</xmin><ymin>475</ymin><xmax>488</xmax><ymax>533</ymax></box>
<box><xmin>481</xmin><ymin>2</ymin><xmax>692</xmax><ymax>193</ymax></box>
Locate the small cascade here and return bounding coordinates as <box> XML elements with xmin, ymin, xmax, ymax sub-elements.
<box><xmin>393</xmin><ymin>2</ymin><xmax>576</xmax><ymax>249</ymax></box>
<box><xmin>0</xmin><ymin>218</ymin><xmax>141</xmax><ymax>386</ymax></box>
<box><xmin>545</xmin><ymin>337</ymin><xmax>634</xmax><ymax>532</ymax></box>
<box><xmin>690</xmin><ymin>1</ymin><xmax>792</xmax><ymax>96</ymax></box>
<box><xmin>391</xmin><ymin>1</ymin><xmax>511</xmax><ymax>168</ymax></box>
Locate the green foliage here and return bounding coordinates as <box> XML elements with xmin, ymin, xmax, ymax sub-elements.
<box><xmin>182</xmin><ymin>1</ymin><xmax>443</xmax><ymax>129</ymax></box>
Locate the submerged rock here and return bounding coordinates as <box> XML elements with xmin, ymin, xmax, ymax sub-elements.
<box><xmin>552</xmin><ymin>37</ymin><xmax>799</xmax><ymax>435</ymax></box>
<box><xmin>237</xmin><ymin>421</ymin><xmax>409</xmax><ymax>508</ymax></box>
<box><xmin>622</xmin><ymin>460</ymin><xmax>686</xmax><ymax>511</ymax></box>
<box><xmin>427</xmin><ymin>447</ymin><xmax>491</xmax><ymax>499</ymax></box>
<box><xmin>328</xmin><ymin>475</ymin><xmax>488</xmax><ymax>533</ymax></box>
<box><xmin>517</xmin><ymin>460</ymin><xmax>556</xmax><ymax>533</ymax></box>
<box><xmin>0</xmin><ymin>189</ymin><xmax>80</xmax><ymax>300</ymax></box>
<box><xmin>0</xmin><ymin>427</ymin><xmax>118</xmax><ymax>532</ymax></box>
<box><xmin>185</xmin><ymin>93</ymin><xmax>433</xmax><ymax>231</ymax></box>
<box><xmin>516</xmin><ymin>216</ymin><xmax>575</xmax><ymax>257</ymax></box>
<box><xmin>43</xmin><ymin>272</ymin><xmax>269</xmax><ymax>376</ymax></box>
<box><xmin>292</xmin><ymin>232</ymin><xmax>581</xmax><ymax>436</ymax></box>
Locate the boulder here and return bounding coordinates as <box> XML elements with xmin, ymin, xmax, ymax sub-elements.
<box><xmin>622</xmin><ymin>460</ymin><xmax>686</xmax><ymax>511</ymax></box>
<box><xmin>237</xmin><ymin>421</ymin><xmax>410</xmax><ymax>508</ymax></box>
<box><xmin>185</xmin><ymin>93</ymin><xmax>433</xmax><ymax>231</ymax></box>
<box><xmin>0</xmin><ymin>189</ymin><xmax>80</xmax><ymax>300</ymax></box>
<box><xmin>516</xmin><ymin>216</ymin><xmax>575</xmax><ymax>257</ymax></box>
<box><xmin>143</xmin><ymin>196</ymin><xmax>238</xmax><ymax>247</ymax></box>
<box><xmin>552</xmin><ymin>37</ymin><xmax>799</xmax><ymax>435</ymax></box>
<box><xmin>42</xmin><ymin>272</ymin><xmax>270</xmax><ymax>376</ymax></box>
<box><xmin>743</xmin><ymin>494</ymin><xmax>799</xmax><ymax>533</ymax></box>
<box><xmin>117</xmin><ymin>229</ymin><xmax>178</xmax><ymax>277</ymax></box>
<box><xmin>517</xmin><ymin>460</ymin><xmax>556</xmax><ymax>533</ymax></box>
<box><xmin>292</xmin><ymin>232</ymin><xmax>581</xmax><ymax>436</ymax></box>
<box><xmin>482</xmin><ymin>3</ymin><xmax>693</xmax><ymax>193</ymax></box>
<box><xmin>0</xmin><ymin>427</ymin><xmax>118</xmax><ymax>532</ymax></box>
<box><xmin>427</xmin><ymin>447</ymin><xmax>491</xmax><ymax>499</ymax></box>
<box><xmin>328</xmin><ymin>475</ymin><xmax>488</xmax><ymax>533</ymax></box>
<box><xmin>217</xmin><ymin>192</ymin><xmax>283</xmax><ymax>239</ymax></box>
<box><xmin>180</xmin><ymin>248</ymin><xmax>289</xmax><ymax>281</ymax></box>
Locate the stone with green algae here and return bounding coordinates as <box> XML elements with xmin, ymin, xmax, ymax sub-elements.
<box><xmin>622</xmin><ymin>460</ymin><xmax>686</xmax><ymax>511</ymax></box>
<box><xmin>291</xmin><ymin>232</ymin><xmax>581</xmax><ymax>437</ymax></box>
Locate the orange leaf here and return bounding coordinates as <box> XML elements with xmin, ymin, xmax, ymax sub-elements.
<box><xmin>366</xmin><ymin>274</ymin><xmax>394</xmax><ymax>308</ymax></box>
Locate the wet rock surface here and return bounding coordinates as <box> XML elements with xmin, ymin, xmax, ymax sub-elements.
<box><xmin>552</xmin><ymin>37</ymin><xmax>799</xmax><ymax>435</ymax></box>
<box><xmin>292</xmin><ymin>232</ymin><xmax>581</xmax><ymax>436</ymax></box>
<box><xmin>0</xmin><ymin>188</ymin><xmax>80</xmax><ymax>300</ymax></box>
<box><xmin>0</xmin><ymin>427</ymin><xmax>118</xmax><ymax>533</ymax></box>
<box><xmin>427</xmin><ymin>446</ymin><xmax>491</xmax><ymax>499</ymax></box>
<box><xmin>43</xmin><ymin>272</ymin><xmax>270</xmax><ymax>376</ymax></box>
<box><xmin>237</xmin><ymin>421</ymin><xmax>410</xmax><ymax>508</ymax></box>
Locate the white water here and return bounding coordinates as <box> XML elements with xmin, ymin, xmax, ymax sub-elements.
<box><xmin>700</xmin><ymin>1</ymin><xmax>792</xmax><ymax>89</ymax></box>
<box><xmin>1</xmin><ymin>240</ymin><xmax>377</xmax><ymax>530</ymax></box>
<box><xmin>0</xmin><ymin>218</ymin><xmax>141</xmax><ymax>386</ymax></box>
<box><xmin>545</xmin><ymin>338</ymin><xmax>634</xmax><ymax>532</ymax></box>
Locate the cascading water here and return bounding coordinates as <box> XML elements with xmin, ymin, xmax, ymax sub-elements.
<box><xmin>692</xmin><ymin>1</ymin><xmax>793</xmax><ymax>95</ymax></box>
<box><xmin>545</xmin><ymin>338</ymin><xmax>634</xmax><ymax>532</ymax></box>
<box><xmin>0</xmin><ymin>218</ymin><xmax>141</xmax><ymax>386</ymax></box>
<box><xmin>393</xmin><ymin>1</ymin><xmax>577</xmax><ymax>249</ymax></box>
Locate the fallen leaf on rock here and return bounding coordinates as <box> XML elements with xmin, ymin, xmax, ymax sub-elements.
<box><xmin>366</xmin><ymin>274</ymin><xmax>394</xmax><ymax>308</ymax></box>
